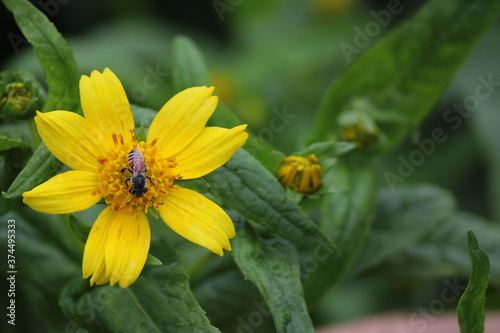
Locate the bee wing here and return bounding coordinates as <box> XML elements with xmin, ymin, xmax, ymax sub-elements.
<box><xmin>129</xmin><ymin>147</ymin><xmax>146</xmax><ymax>173</ymax></box>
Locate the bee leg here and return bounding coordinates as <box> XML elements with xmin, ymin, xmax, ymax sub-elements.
<box><xmin>120</xmin><ymin>167</ymin><xmax>132</xmax><ymax>173</ymax></box>
<box><xmin>146</xmin><ymin>176</ymin><xmax>154</xmax><ymax>185</ymax></box>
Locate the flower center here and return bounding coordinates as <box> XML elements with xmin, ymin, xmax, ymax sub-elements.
<box><xmin>94</xmin><ymin>133</ymin><xmax>180</xmax><ymax>212</ymax></box>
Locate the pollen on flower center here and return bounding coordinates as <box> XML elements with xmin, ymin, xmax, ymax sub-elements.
<box><xmin>94</xmin><ymin>134</ymin><xmax>181</xmax><ymax>212</ymax></box>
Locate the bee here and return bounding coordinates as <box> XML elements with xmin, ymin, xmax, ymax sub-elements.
<box><xmin>121</xmin><ymin>147</ymin><xmax>152</xmax><ymax>198</ymax></box>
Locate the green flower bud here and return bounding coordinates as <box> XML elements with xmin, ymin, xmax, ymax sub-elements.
<box><xmin>0</xmin><ymin>71</ymin><xmax>46</xmax><ymax>120</ymax></box>
<box><xmin>338</xmin><ymin>100</ymin><xmax>379</xmax><ymax>149</ymax></box>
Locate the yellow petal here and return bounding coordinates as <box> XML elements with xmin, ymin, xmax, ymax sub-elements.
<box><xmin>82</xmin><ymin>206</ymin><xmax>115</xmax><ymax>286</ymax></box>
<box><xmin>174</xmin><ymin>125</ymin><xmax>248</xmax><ymax>179</ymax></box>
<box><xmin>35</xmin><ymin>111</ymin><xmax>107</xmax><ymax>172</ymax></box>
<box><xmin>299</xmin><ymin>167</ymin><xmax>311</xmax><ymax>193</ymax></box>
<box><xmin>22</xmin><ymin>170</ymin><xmax>101</xmax><ymax>214</ymax></box>
<box><xmin>104</xmin><ymin>210</ymin><xmax>150</xmax><ymax>288</ymax></box>
<box><xmin>158</xmin><ymin>187</ymin><xmax>235</xmax><ymax>256</ymax></box>
<box><xmin>80</xmin><ymin>68</ymin><xmax>135</xmax><ymax>144</ymax></box>
<box><xmin>147</xmin><ymin>86</ymin><xmax>218</xmax><ymax>157</ymax></box>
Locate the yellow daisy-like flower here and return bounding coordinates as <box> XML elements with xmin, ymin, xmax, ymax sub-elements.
<box><xmin>22</xmin><ymin>68</ymin><xmax>248</xmax><ymax>288</ymax></box>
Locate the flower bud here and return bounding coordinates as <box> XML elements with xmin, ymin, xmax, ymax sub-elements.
<box><xmin>278</xmin><ymin>154</ymin><xmax>322</xmax><ymax>194</ymax></box>
<box><xmin>0</xmin><ymin>71</ymin><xmax>46</xmax><ymax>120</ymax></box>
<box><xmin>338</xmin><ymin>108</ymin><xmax>379</xmax><ymax>148</ymax></box>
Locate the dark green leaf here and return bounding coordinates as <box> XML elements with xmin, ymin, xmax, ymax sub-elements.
<box><xmin>193</xmin><ymin>268</ymin><xmax>275</xmax><ymax>333</ymax></box>
<box><xmin>3</xmin><ymin>143</ymin><xmax>61</xmax><ymax>199</ymax></box>
<box><xmin>201</xmin><ymin>149</ymin><xmax>339</xmax><ymax>256</ymax></box>
<box><xmin>371</xmin><ymin>212</ymin><xmax>500</xmax><ymax>286</ymax></box>
<box><xmin>353</xmin><ymin>184</ymin><xmax>455</xmax><ymax>274</ymax></box>
<box><xmin>170</xmin><ymin>35</ymin><xmax>280</xmax><ymax>172</ymax></box>
<box><xmin>172</xmin><ymin>36</ymin><xmax>210</xmax><ymax>92</ymax></box>
<box><xmin>69</xmin><ymin>215</ymin><xmax>91</xmax><ymax>244</ymax></box>
<box><xmin>307</xmin><ymin>0</ymin><xmax>500</xmax><ymax>148</ymax></box>
<box><xmin>144</xmin><ymin>254</ymin><xmax>163</xmax><ymax>267</ymax></box>
<box><xmin>295</xmin><ymin>141</ymin><xmax>356</xmax><ymax>159</ymax></box>
<box><xmin>0</xmin><ymin>136</ymin><xmax>29</xmax><ymax>151</ymax></box>
<box><xmin>2</xmin><ymin>0</ymin><xmax>79</xmax><ymax>113</ymax></box>
<box><xmin>233</xmin><ymin>222</ymin><xmax>314</xmax><ymax>333</ymax></box>
<box><xmin>294</xmin><ymin>141</ymin><xmax>357</xmax><ymax>177</ymax></box>
<box><xmin>469</xmin><ymin>47</ymin><xmax>500</xmax><ymax>222</ymax></box>
<box><xmin>304</xmin><ymin>154</ymin><xmax>376</xmax><ymax>304</ymax></box>
<box><xmin>177</xmin><ymin>178</ymin><xmax>211</xmax><ymax>194</ymax></box>
<box><xmin>457</xmin><ymin>230</ymin><xmax>490</xmax><ymax>333</ymax></box>
<box><xmin>3</xmin><ymin>0</ymin><xmax>81</xmax><ymax>198</ymax></box>
<box><xmin>1</xmin><ymin>208</ymin><xmax>81</xmax><ymax>331</ymax></box>
<box><xmin>136</xmin><ymin>123</ymin><xmax>146</xmax><ymax>142</ymax></box>
<box><xmin>60</xmin><ymin>238</ymin><xmax>220</xmax><ymax>333</ymax></box>
<box><xmin>0</xmin><ymin>197</ymin><xmax>21</xmax><ymax>216</ymax></box>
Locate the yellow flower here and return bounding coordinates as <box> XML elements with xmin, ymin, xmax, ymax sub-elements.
<box><xmin>278</xmin><ymin>154</ymin><xmax>322</xmax><ymax>194</ymax></box>
<box><xmin>23</xmin><ymin>68</ymin><xmax>248</xmax><ymax>288</ymax></box>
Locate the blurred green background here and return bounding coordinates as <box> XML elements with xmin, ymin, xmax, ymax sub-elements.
<box><xmin>1</xmin><ymin>0</ymin><xmax>499</xmax><ymax>331</ymax></box>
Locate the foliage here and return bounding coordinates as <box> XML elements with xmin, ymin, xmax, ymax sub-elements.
<box><xmin>1</xmin><ymin>0</ymin><xmax>499</xmax><ymax>332</ymax></box>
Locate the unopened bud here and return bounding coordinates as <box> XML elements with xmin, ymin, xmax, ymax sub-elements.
<box><xmin>278</xmin><ymin>154</ymin><xmax>322</xmax><ymax>194</ymax></box>
<box><xmin>0</xmin><ymin>71</ymin><xmax>46</xmax><ymax>120</ymax></box>
<box><xmin>338</xmin><ymin>108</ymin><xmax>378</xmax><ymax>148</ymax></box>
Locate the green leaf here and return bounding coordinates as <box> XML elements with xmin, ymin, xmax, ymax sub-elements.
<box><xmin>233</xmin><ymin>221</ymin><xmax>314</xmax><ymax>333</ymax></box>
<box><xmin>144</xmin><ymin>254</ymin><xmax>163</xmax><ymax>267</ymax></box>
<box><xmin>68</xmin><ymin>215</ymin><xmax>91</xmax><ymax>244</ymax></box>
<box><xmin>294</xmin><ymin>141</ymin><xmax>357</xmax><ymax>176</ymax></box>
<box><xmin>2</xmin><ymin>0</ymin><xmax>79</xmax><ymax>113</ymax></box>
<box><xmin>193</xmin><ymin>268</ymin><xmax>275</xmax><ymax>332</ymax></box>
<box><xmin>457</xmin><ymin>230</ymin><xmax>490</xmax><ymax>333</ymax></box>
<box><xmin>295</xmin><ymin>141</ymin><xmax>356</xmax><ymax>159</ymax></box>
<box><xmin>0</xmin><ymin>136</ymin><xmax>29</xmax><ymax>151</ymax></box>
<box><xmin>304</xmin><ymin>154</ymin><xmax>377</xmax><ymax>304</ymax></box>
<box><xmin>60</xmin><ymin>238</ymin><xmax>220</xmax><ymax>333</ymax></box>
<box><xmin>353</xmin><ymin>184</ymin><xmax>456</xmax><ymax>274</ymax></box>
<box><xmin>136</xmin><ymin>123</ymin><xmax>146</xmax><ymax>142</ymax></box>
<box><xmin>2</xmin><ymin>208</ymin><xmax>81</xmax><ymax>331</ymax></box>
<box><xmin>3</xmin><ymin>143</ymin><xmax>61</xmax><ymax>199</ymax></box>
<box><xmin>170</xmin><ymin>35</ymin><xmax>280</xmax><ymax>172</ymax></box>
<box><xmin>369</xmin><ymin>212</ymin><xmax>500</xmax><ymax>286</ymax></box>
<box><xmin>0</xmin><ymin>197</ymin><xmax>21</xmax><ymax>216</ymax></box>
<box><xmin>172</xmin><ymin>36</ymin><xmax>210</xmax><ymax>92</ymax></box>
<box><xmin>3</xmin><ymin>0</ymin><xmax>81</xmax><ymax>198</ymax></box>
<box><xmin>198</xmin><ymin>149</ymin><xmax>339</xmax><ymax>255</ymax></box>
<box><xmin>307</xmin><ymin>0</ymin><xmax>500</xmax><ymax>148</ymax></box>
